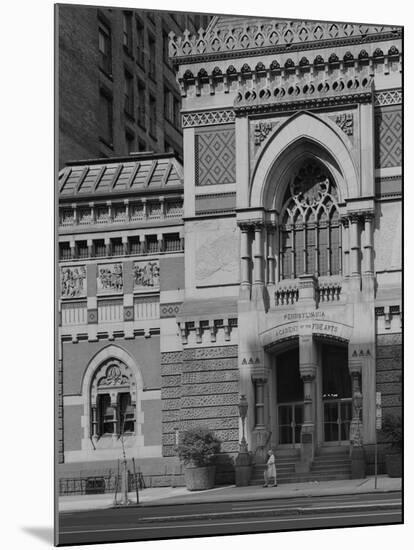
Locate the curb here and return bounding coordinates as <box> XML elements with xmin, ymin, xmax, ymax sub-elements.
<box><xmin>108</xmin><ymin>487</ymin><xmax>402</xmax><ymax>508</ymax></box>
<box><xmin>134</xmin><ymin>502</ymin><xmax>402</xmax><ymax>523</ymax></box>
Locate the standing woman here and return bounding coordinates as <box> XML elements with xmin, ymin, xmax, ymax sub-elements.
<box><xmin>263</xmin><ymin>449</ymin><xmax>277</xmax><ymax>487</ymax></box>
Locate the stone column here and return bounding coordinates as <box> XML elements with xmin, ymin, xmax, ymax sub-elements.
<box><xmin>238</xmin><ymin>223</ymin><xmax>251</xmax><ymax>300</ymax></box>
<box><xmin>362</xmin><ymin>211</ymin><xmax>375</xmax><ymax>296</ymax></box>
<box><xmin>91</xmin><ymin>405</ymin><xmax>98</xmax><ymax>440</ymax></box>
<box><xmin>348</xmin><ymin>355</ymin><xmax>365</xmax><ymax>477</ymax></box>
<box><xmin>266</xmin><ymin>224</ymin><xmax>276</xmax><ymax>286</ymax></box>
<box><xmin>254</xmin><ymin>380</ymin><xmax>265</xmax><ymax>427</ymax></box>
<box><xmin>341</xmin><ymin>217</ymin><xmax>350</xmax><ymax>279</ymax></box>
<box><xmin>105</xmin><ymin>237</ymin><xmax>111</xmax><ymax>257</ymax></box>
<box><xmin>112</xmin><ymin>401</ymin><xmax>119</xmax><ymax>440</ymax></box>
<box><xmin>87</xmin><ymin>238</ymin><xmax>93</xmax><ymax>258</ymax></box>
<box><xmin>298</xmin><ymin>335</ymin><xmax>317</xmax><ymax>471</ymax></box>
<box><xmin>252</xmin><ymin>222</ymin><xmax>265</xmax><ymax>305</ymax></box>
<box><xmin>139</xmin><ymin>234</ymin><xmax>146</xmax><ymax>255</ymax></box>
<box><xmin>349</xmin><ymin>213</ymin><xmax>362</xmax><ymax>293</ymax></box>
<box><xmin>157</xmin><ymin>233</ymin><xmax>164</xmax><ymax>253</ymax></box>
<box><xmin>122</xmin><ymin>236</ymin><xmax>129</xmax><ymax>256</ymax></box>
<box><xmin>253</xmin><ymin>223</ymin><xmax>264</xmax><ymax>285</ymax></box>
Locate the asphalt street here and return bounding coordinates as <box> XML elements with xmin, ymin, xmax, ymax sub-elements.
<box><xmin>58</xmin><ymin>491</ymin><xmax>402</xmax><ymax>545</ymax></box>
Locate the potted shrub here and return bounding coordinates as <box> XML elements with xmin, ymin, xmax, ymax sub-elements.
<box><xmin>175</xmin><ymin>427</ymin><xmax>221</xmax><ymax>491</ymax></box>
<box><xmin>381</xmin><ymin>414</ymin><xmax>402</xmax><ymax>478</ymax></box>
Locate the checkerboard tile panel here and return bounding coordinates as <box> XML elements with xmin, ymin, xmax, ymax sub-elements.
<box><xmin>195</xmin><ymin>127</ymin><xmax>236</xmax><ymax>186</ymax></box>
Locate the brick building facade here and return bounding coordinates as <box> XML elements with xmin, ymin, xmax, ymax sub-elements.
<box><xmin>57</xmin><ymin>5</ymin><xmax>211</xmax><ymax>167</ymax></box>
<box><xmin>57</xmin><ymin>15</ymin><xmax>402</xmax><ymax>489</ymax></box>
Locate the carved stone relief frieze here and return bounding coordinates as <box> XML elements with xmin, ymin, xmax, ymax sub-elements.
<box><xmin>253</xmin><ymin>121</ymin><xmax>279</xmax><ymax>146</ymax></box>
<box><xmin>133</xmin><ymin>261</ymin><xmax>160</xmax><ymax>290</ymax></box>
<box><xmin>60</xmin><ymin>265</ymin><xmax>86</xmax><ymax>298</ymax></box>
<box><xmin>334</xmin><ymin>113</ymin><xmax>353</xmax><ymax>136</ymax></box>
<box><xmin>97</xmin><ymin>263</ymin><xmax>123</xmax><ymax>293</ymax></box>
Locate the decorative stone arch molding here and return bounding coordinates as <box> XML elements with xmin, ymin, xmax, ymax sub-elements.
<box><xmin>80</xmin><ymin>345</ymin><xmax>145</xmax><ymax>453</ymax></box>
<box><xmin>250</xmin><ymin>111</ymin><xmax>359</xmax><ymax>211</ymax></box>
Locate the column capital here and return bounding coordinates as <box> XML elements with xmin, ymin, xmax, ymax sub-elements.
<box><xmin>299</xmin><ymin>363</ymin><xmax>317</xmax><ymax>380</ymax></box>
<box><xmin>237</xmin><ymin>221</ymin><xmax>253</xmax><ymax>232</ymax></box>
<box><xmin>252</xmin><ymin>220</ymin><xmax>265</xmax><ymax>230</ymax></box>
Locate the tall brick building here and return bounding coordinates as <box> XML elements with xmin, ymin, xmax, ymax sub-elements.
<box><xmin>58</xmin><ymin>15</ymin><xmax>402</xmax><ymax>489</ymax></box>
<box><xmin>57</xmin><ymin>5</ymin><xmax>211</xmax><ymax>167</ymax></box>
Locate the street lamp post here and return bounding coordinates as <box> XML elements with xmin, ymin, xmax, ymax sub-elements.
<box><xmin>238</xmin><ymin>394</ymin><xmax>248</xmax><ymax>453</ymax></box>
<box><xmin>235</xmin><ymin>394</ymin><xmax>252</xmax><ymax>486</ymax></box>
<box><xmin>350</xmin><ymin>390</ymin><xmax>366</xmax><ymax>479</ymax></box>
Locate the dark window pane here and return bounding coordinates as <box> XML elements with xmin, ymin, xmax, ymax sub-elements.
<box><xmin>98</xmin><ymin>23</ymin><xmax>112</xmax><ymax>74</ymax></box>
<box><xmin>99</xmin><ymin>92</ymin><xmax>113</xmax><ymax>145</ymax></box>
<box><xmin>276</xmin><ymin>348</ymin><xmax>303</xmax><ymax>403</ymax></box>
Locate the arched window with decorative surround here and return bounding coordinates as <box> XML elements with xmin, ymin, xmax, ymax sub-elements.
<box><xmin>279</xmin><ymin>159</ymin><xmax>341</xmax><ymax>280</ymax></box>
<box><xmin>90</xmin><ymin>358</ymin><xmax>136</xmax><ymax>440</ymax></box>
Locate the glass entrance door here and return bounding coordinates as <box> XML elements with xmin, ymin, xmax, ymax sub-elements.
<box><xmin>322</xmin><ymin>345</ymin><xmax>351</xmax><ymax>444</ymax></box>
<box><xmin>278</xmin><ymin>402</ymin><xmax>303</xmax><ymax>444</ymax></box>
<box><xmin>276</xmin><ymin>348</ymin><xmax>304</xmax><ymax>446</ymax></box>
<box><xmin>323</xmin><ymin>399</ymin><xmax>352</xmax><ymax>442</ymax></box>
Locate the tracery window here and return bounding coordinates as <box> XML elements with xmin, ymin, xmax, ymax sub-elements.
<box><xmin>90</xmin><ymin>359</ymin><xmax>136</xmax><ymax>439</ymax></box>
<box><xmin>279</xmin><ymin>159</ymin><xmax>341</xmax><ymax>280</ymax></box>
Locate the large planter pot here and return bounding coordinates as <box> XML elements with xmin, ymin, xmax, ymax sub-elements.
<box><xmin>385</xmin><ymin>453</ymin><xmax>402</xmax><ymax>478</ymax></box>
<box><xmin>184</xmin><ymin>465</ymin><xmax>215</xmax><ymax>491</ymax></box>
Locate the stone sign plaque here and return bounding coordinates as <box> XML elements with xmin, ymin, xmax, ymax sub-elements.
<box><xmin>133</xmin><ymin>260</ymin><xmax>160</xmax><ymax>290</ymax></box>
<box><xmin>97</xmin><ymin>263</ymin><xmax>123</xmax><ymax>294</ymax></box>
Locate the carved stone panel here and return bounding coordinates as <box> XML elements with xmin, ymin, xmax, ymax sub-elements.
<box><xmin>97</xmin><ymin>263</ymin><xmax>123</xmax><ymax>294</ymax></box>
<box><xmin>133</xmin><ymin>260</ymin><xmax>160</xmax><ymax>290</ymax></box>
<box><xmin>195</xmin><ymin>220</ymin><xmax>239</xmax><ymax>286</ymax></box>
<box><xmin>60</xmin><ymin>265</ymin><xmax>86</xmax><ymax>298</ymax></box>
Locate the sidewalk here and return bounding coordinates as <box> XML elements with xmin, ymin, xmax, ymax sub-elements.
<box><xmin>58</xmin><ymin>475</ymin><xmax>402</xmax><ymax>513</ymax></box>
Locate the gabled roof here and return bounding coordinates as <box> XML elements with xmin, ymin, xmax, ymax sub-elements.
<box><xmin>58</xmin><ymin>153</ymin><xmax>183</xmax><ymax>199</ymax></box>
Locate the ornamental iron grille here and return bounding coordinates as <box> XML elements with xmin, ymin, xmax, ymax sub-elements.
<box><xmin>279</xmin><ymin>159</ymin><xmax>341</xmax><ymax>280</ymax></box>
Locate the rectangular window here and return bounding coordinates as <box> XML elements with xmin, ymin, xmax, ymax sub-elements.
<box><xmin>124</xmin><ymin>71</ymin><xmax>134</xmax><ymax>116</ymax></box>
<box><xmin>76</xmin><ymin>241</ymin><xmax>88</xmax><ymax>259</ymax></box>
<box><xmin>59</xmin><ymin>242</ymin><xmax>71</xmax><ymax>260</ymax></box>
<box><xmin>99</xmin><ymin>90</ymin><xmax>113</xmax><ymax>146</ymax></box>
<box><xmin>135</xmin><ymin>17</ymin><xmax>145</xmax><ymax>67</ymax></box>
<box><xmin>126</xmin><ymin>131</ymin><xmax>135</xmax><ymax>154</ymax></box>
<box><xmin>94</xmin><ymin>240</ymin><xmax>106</xmax><ymax>258</ymax></box>
<box><xmin>98</xmin><ymin>394</ymin><xmax>114</xmax><ymax>435</ymax></box>
<box><xmin>163</xmin><ymin>30</ymin><xmax>170</xmax><ymax>65</ymax></box>
<box><xmin>137</xmin><ymin>81</ymin><xmax>146</xmax><ymax>128</ymax></box>
<box><xmin>138</xmin><ymin>140</ymin><xmax>146</xmax><ymax>152</ymax></box>
<box><xmin>122</xmin><ymin>11</ymin><xmax>133</xmax><ymax>54</ymax></box>
<box><xmin>148</xmin><ymin>33</ymin><xmax>156</xmax><ymax>80</ymax></box>
<box><xmin>173</xmin><ymin>96</ymin><xmax>181</xmax><ymax>128</ymax></box>
<box><xmin>149</xmin><ymin>94</ymin><xmax>156</xmax><ymax>138</ymax></box>
<box><xmin>146</xmin><ymin>234</ymin><xmax>158</xmax><ymax>254</ymax></box>
<box><xmin>164</xmin><ymin>140</ymin><xmax>173</xmax><ymax>153</ymax></box>
<box><xmin>98</xmin><ymin>21</ymin><xmax>112</xmax><ymax>75</ymax></box>
<box><xmin>112</xmin><ymin>238</ymin><xmax>123</xmax><ymax>256</ymax></box>
<box><xmin>164</xmin><ymin>87</ymin><xmax>173</xmax><ymax>121</ymax></box>
<box><xmin>164</xmin><ymin>233</ymin><xmax>181</xmax><ymax>252</ymax></box>
<box><xmin>119</xmin><ymin>393</ymin><xmax>135</xmax><ymax>433</ymax></box>
<box><xmin>129</xmin><ymin>236</ymin><xmax>140</xmax><ymax>255</ymax></box>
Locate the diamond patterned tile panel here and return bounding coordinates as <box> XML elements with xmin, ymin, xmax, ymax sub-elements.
<box><xmin>195</xmin><ymin>127</ymin><xmax>236</xmax><ymax>186</ymax></box>
<box><xmin>375</xmin><ymin>106</ymin><xmax>402</xmax><ymax>168</ymax></box>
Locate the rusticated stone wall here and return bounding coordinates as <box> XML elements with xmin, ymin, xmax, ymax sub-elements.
<box><xmin>376</xmin><ymin>333</ymin><xmax>402</xmax><ymax>419</ymax></box>
<box><xmin>161</xmin><ymin>345</ymin><xmax>240</xmax><ymax>483</ymax></box>
<box><xmin>364</xmin><ymin>332</ymin><xmax>402</xmax><ymax>475</ymax></box>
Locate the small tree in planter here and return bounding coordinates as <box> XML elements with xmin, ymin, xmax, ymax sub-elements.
<box><xmin>175</xmin><ymin>427</ymin><xmax>221</xmax><ymax>491</ymax></box>
<box><xmin>381</xmin><ymin>414</ymin><xmax>402</xmax><ymax>478</ymax></box>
